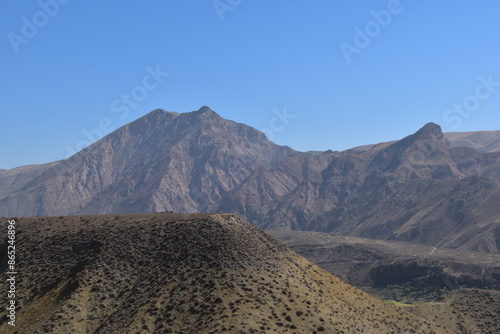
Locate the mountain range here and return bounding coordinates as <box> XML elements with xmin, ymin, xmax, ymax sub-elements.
<box><xmin>2</xmin><ymin>106</ymin><xmax>500</xmax><ymax>253</ymax></box>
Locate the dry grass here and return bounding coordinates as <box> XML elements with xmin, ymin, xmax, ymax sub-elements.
<box><xmin>406</xmin><ymin>289</ymin><xmax>500</xmax><ymax>334</ymax></box>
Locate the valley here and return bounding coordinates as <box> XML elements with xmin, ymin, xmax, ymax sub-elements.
<box><xmin>269</xmin><ymin>230</ymin><xmax>500</xmax><ymax>303</ymax></box>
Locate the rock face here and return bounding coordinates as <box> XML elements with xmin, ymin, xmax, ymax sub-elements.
<box><xmin>0</xmin><ymin>213</ymin><xmax>449</xmax><ymax>333</ymax></box>
<box><xmin>2</xmin><ymin>108</ymin><xmax>500</xmax><ymax>253</ymax></box>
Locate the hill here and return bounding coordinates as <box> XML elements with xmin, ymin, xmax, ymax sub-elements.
<box><xmin>0</xmin><ymin>213</ymin><xmax>448</xmax><ymax>333</ymax></box>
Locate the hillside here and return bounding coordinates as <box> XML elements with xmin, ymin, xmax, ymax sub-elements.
<box><xmin>0</xmin><ymin>213</ymin><xmax>449</xmax><ymax>333</ymax></box>
<box><xmin>269</xmin><ymin>230</ymin><xmax>500</xmax><ymax>302</ymax></box>
<box><xmin>407</xmin><ymin>289</ymin><xmax>500</xmax><ymax>333</ymax></box>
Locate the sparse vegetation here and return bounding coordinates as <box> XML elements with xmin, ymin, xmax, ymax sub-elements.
<box><xmin>0</xmin><ymin>213</ymin><xmax>485</xmax><ymax>333</ymax></box>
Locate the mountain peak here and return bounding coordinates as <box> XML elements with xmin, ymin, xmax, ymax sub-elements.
<box><xmin>185</xmin><ymin>106</ymin><xmax>221</xmax><ymax>122</ymax></box>
<box><xmin>400</xmin><ymin>122</ymin><xmax>447</xmax><ymax>146</ymax></box>
<box><xmin>197</xmin><ymin>105</ymin><xmax>214</xmax><ymax>113</ymax></box>
<box><xmin>416</xmin><ymin>122</ymin><xmax>443</xmax><ymax>137</ymax></box>
<box><xmin>140</xmin><ymin>108</ymin><xmax>179</xmax><ymax>121</ymax></box>
<box><xmin>195</xmin><ymin>105</ymin><xmax>218</xmax><ymax>116</ymax></box>
<box><xmin>368</xmin><ymin>122</ymin><xmax>457</xmax><ymax>178</ymax></box>
<box><xmin>408</xmin><ymin>122</ymin><xmax>450</xmax><ymax>151</ymax></box>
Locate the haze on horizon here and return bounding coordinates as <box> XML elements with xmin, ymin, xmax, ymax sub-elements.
<box><xmin>2</xmin><ymin>1</ymin><xmax>500</xmax><ymax>169</ymax></box>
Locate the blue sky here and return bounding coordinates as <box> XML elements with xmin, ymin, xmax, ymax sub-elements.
<box><xmin>2</xmin><ymin>1</ymin><xmax>500</xmax><ymax>169</ymax></box>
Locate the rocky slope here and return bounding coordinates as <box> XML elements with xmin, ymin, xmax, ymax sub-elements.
<box><xmin>0</xmin><ymin>213</ymin><xmax>449</xmax><ymax>333</ymax></box>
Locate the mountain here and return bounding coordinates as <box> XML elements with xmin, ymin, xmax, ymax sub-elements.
<box><xmin>2</xmin><ymin>107</ymin><xmax>500</xmax><ymax>253</ymax></box>
<box><xmin>0</xmin><ymin>107</ymin><xmax>295</xmax><ymax>217</ymax></box>
<box><xmin>0</xmin><ymin>213</ymin><xmax>451</xmax><ymax>333</ymax></box>
<box><xmin>447</xmin><ymin>130</ymin><xmax>500</xmax><ymax>152</ymax></box>
<box><xmin>349</xmin><ymin>129</ymin><xmax>500</xmax><ymax>153</ymax></box>
<box><xmin>211</xmin><ymin>123</ymin><xmax>500</xmax><ymax>253</ymax></box>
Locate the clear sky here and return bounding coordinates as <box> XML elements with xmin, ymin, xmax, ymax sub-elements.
<box><xmin>2</xmin><ymin>1</ymin><xmax>500</xmax><ymax>169</ymax></box>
